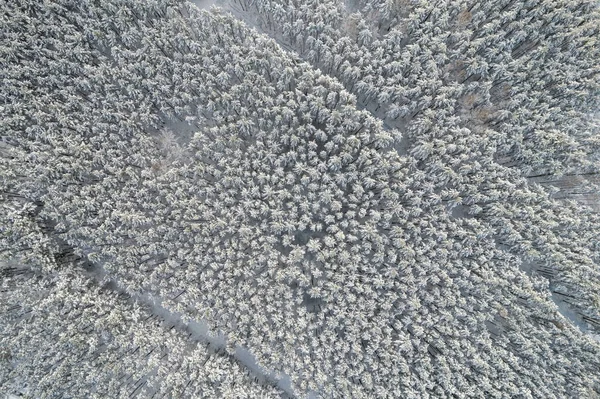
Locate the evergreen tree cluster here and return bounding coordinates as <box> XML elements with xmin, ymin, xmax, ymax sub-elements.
<box><xmin>1</xmin><ymin>0</ymin><xmax>599</xmax><ymax>397</ymax></box>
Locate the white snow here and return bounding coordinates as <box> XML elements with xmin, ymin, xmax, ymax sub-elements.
<box><xmin>190</xmin><ymin>0</ymin><xmax>219</xmax><ymax>10</ymax></box>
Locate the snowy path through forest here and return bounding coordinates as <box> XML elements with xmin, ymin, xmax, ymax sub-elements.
<box><xmin>105</xmin><ymin>1</ymin><xmax>299</xmax><ymax>396</ymax></box>
<box><xmin>83</xmin><ymin>258</ymin><xmax>296</xmax><ymax>397</ymax></box>
<box><xmin>220</xmin><ymin>0</ymin><xmax>600</xmax><ymax>343</ymax></box>
<box><xmin>178</xmin><ymin>0</ymin><xmax>600</xmax><ymax>394</ymax></box>
<box><xmin>3</xmin><ymin>0</ymin><xmax>600</xmax><ymax>397</ymax></box>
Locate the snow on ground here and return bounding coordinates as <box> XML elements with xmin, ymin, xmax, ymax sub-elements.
<box><xmin>190</xmin><ymin>0</ymin><xmax>219</xmax><ymax>10</ymax></box>
<box><xmin>83</xmin><ymin>257</ymin><xmax>297</xmax><ymax>396</ymax></box>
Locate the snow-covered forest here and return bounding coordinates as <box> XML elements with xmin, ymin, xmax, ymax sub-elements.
<box><xmin>1</xmin><ymin>0</ymin><xmax>600</xmax><ymax>397</ymax></box>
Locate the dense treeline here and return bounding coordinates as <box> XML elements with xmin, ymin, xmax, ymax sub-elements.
<box><xmin>1</xmin><ymin>269</ymin><xmax>284</xmax><ymax>398</ymax></box>
<box><xmin>232</xmin><ymin>0</ymin><xmax>600</xmax><ymax>335</ymax></box>
<box><xmin>1</xmin><ymin>0</ymin><xmax>599</xmax><ymax>398</ymax></box>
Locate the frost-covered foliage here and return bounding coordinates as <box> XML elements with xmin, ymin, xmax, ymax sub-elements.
<box><xmin>1</xmin><ymin>270</ymin><xmax>283</xmax><ymax>398</ymax></box>
<box><xmin>232</xmin><ymin>0</ymin><xmax>600</xmax><ymax>331</ymax></box>
<box><xmin>1</xmin><ymin>0</ymin><xmax>600</xmax><ymax>398</ymax></box>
